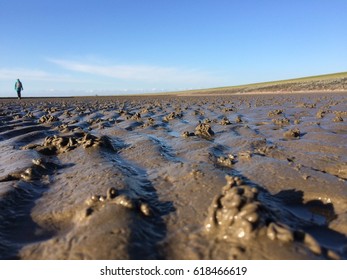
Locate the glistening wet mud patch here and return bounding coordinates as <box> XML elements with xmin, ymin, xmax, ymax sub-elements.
<box><xmin>148</xmin><ymin>136</ymin><xmax>181</xmax><ymax>163</ymax></box>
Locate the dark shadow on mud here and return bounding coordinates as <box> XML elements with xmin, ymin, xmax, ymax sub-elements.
<box><xmin>261</xmin><ymin>186</ymin><xmax>347</xmax><ymax>259</ymax></box>
<box><xmin>104</xmin><ymin>136</ymin><xmax>176</xmax><ymax>259</ymax></box>
<box><xmin>127</xmin><ymin>179</ymin><xmax>175</xmax><ymax>260</ymax></box>
<box><xmin>207</xmin><ymin>159</ymin><xmax>347</xmax><ymax>259</ymax></box>
<box><xmin>273</xmin><ymin>189</ymin><xmax>346</xmax><ymax>257</ymax></box>
<box><xmin>115</xmin><ymin>158</ymin><xmax>175</xmax><ymax>260</ymax></box>
<box><xmin>125</xmin><ymin>121</ymin><xmax>144</xmax><ymax>131</ymax></box>
<box><xmin>0</xmin><ymin>181</ymin><xmax>52</xmax><ymax>259</ymax></box>
<box><xmin>0</xmin><ymin>161</ymin><xmax>71</xmax><ymax>259</ymax></box>
<box><xmin>0</xmin><ymin>126</ymin><xmax>50</xmax><ymax>141</ymax></box>
<box><xmin>273</xmin><ymin>189</ymin><xmax>337</xmax><ymax>225</ymax></box>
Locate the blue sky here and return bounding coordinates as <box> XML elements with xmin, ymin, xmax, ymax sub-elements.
<box><xmin>0</xmin><ymin>0</ymin><xmax>346</xmax><ymax>96</ymax></box>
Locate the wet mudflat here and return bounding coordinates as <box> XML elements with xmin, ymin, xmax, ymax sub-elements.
<box><xmin>0</xmin><ymin>92</ymin><xmax>346</xmax><ymax>259</ymax></box>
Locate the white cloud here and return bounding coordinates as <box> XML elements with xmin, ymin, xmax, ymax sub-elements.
<box><xmin>0</xmin><ymin>68</ymin><xmax>77</xmax><ymax>82</ymax></box>
<box><xmin>48</xmin><ymin>58</ymin><xmax>223</xmax><ymax>86</ymax></box>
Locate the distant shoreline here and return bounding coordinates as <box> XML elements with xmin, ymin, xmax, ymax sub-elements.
<box><xmin>1</xmin><ymin>71</ymin><xmax>346</xmax><ymax>98</ymax></box>
<box><xmin>1</xmin><ymin>90</ymin><xmax>347</xmax><ymax>100</ymax></box>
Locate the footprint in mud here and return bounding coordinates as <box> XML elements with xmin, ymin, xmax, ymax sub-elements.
<box><xmin>203</xmin><ymin>176</ymin><xmax>342</xmax><ymax>259</ymax></box>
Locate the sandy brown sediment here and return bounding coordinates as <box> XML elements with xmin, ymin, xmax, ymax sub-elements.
<box><xmin>0</xmin><ymin>92</ymin><xmax>346</xmax><ymax>260</ymax></box>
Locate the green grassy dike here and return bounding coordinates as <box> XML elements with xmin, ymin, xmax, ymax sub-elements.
<box><xmin>167</xmin><ymin>71</ymin><xmax>347</xmax><ymax>96</ymax></box>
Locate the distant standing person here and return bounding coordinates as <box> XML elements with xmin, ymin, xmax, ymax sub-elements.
<box><xmin>14</xmin><ymin>79</ymin><xmax>23</xmax><ymax>99</ymax></box>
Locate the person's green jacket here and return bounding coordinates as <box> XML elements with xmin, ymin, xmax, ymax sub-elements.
<box><xmin>15</xmin><ymin>80</ymin><xmax>23</xmax><ymax>91</ymax></box>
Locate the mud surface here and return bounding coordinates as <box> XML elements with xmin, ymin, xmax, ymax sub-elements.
<box><xmin>0</xmin><ymin>93</ymin><xmax>346</xmax><ymax>259</ymax></box>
